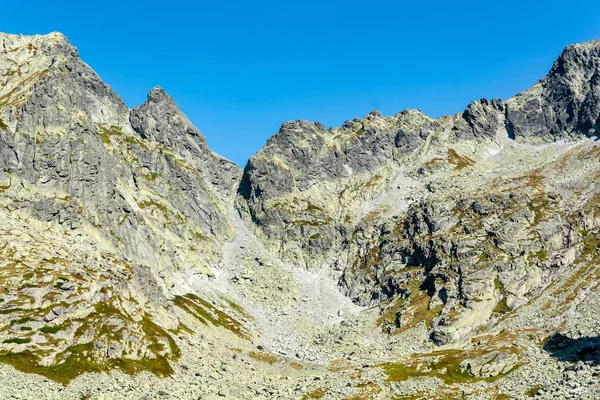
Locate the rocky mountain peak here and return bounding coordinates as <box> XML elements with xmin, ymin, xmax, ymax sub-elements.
<box><xmin>129</xmin><ymin>86</ymin><xmax>241</xmax><ymax>200</ymax></box>
<box><xmin>39</xmin><ymin>31</ymin><xmax>74</xmax><ymax>52</ymax></box>
<box><xmin>557</xmin><ymin>38</ymin><xmax>600</xmax><ymax>65</ymax></box>
<box><xmin>506</xmin><ymin>39</ymin><xmax>600</xmax><ymax>140</ymax></box>
<box><xmin>0</xmin><ymin>32</ymin><xmax>86</xmax><ymax>112</ymax></box>
<box><xmin>0</xmin><ymin>31</ymin><xmax>78</xmax><ymax>60</ymax></box>
<box><xmin>545</xmin><ymin>39</ymin><xmax>600</xmax><ymax>94</ymax></box>
<box><xmin>131</xmin><ymin>86</ymin><xmax>208</xmax><ymax>149</ymax></box>
<box><xmin>366</xmin><ymin>109</ymin><xmax>384</xmax><ymax>119</ymax></box>
<box><xmin>147</xmin><ymin>85</ymin><xmax>173</xmax><ymax>103</ymax></box>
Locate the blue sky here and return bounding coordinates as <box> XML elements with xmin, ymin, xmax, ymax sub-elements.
<box><xmin>4</xmin><ymin>1</ymin><xmax>600</xmax><ymax>165</ymax></box>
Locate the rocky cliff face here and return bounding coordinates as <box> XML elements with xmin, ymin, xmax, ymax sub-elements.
<box><xmin>0</xmin><ymin>33</ymin><xmax>246</xmax><ymax>384</ymax></box>
<box><xmin>506</xmin><ymin>39</ymin><xmax>600</xmax><ymax>140</ymax></box>
<box><xmin>236</xmin><ymin>100</ymin><xmax>508</xmax><ymax>268</ymax></box>
<box><xmin>0</xmin><ymin>33</ymin><xmax>239</xmax><ymax>273</ymax></box>
<box><xmin>236</xmin><ymin>40</ymin><xmax>600</xmax><ymax>274</ymax></box>
<box><xmin>1</xmin><ymin>32</ymin><xmax>600</xmax><ymax>399</ymax></box>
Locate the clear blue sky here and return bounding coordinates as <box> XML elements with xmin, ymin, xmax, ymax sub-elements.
<box><xmin>4</xmin><ymin>1</ymin><xmax>600</xmax><ymax>165</ymax></box>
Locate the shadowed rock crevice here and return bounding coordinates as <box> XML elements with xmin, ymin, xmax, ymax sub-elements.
<box><xmin>543</xmin><ymin>333</ymin><xmax>600</xmax><ymax>365</ymax></box>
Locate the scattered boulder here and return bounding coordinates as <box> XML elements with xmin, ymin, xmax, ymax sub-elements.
<box><xmin>460</xmin><ymin>350</ymin><xmax>519</xmax><ymax>378</ymax></box>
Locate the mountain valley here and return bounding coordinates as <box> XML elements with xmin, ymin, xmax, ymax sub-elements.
<box><xmin>1</xmin><ymin>32</ymin><xmax>600</xmax><ymax>399</ymax></box>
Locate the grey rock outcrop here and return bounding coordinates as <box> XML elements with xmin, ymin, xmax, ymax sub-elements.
<box><xmin>0</xmin><ymin>32</ymin><xmax>246</xmax><ymax>383</ymax></box>
<box><xmin>130</xmin><ymin>86</ymin><xmax>241</xmax><ymax>200</ymax></box>
<box><xmin>506</xmin><ymin>39</ymin><xmax>600</xmax><ymax>139</ymax></box>
<box><xmin>460</xmin><ymin>350</ymin><xmax>519</xmax><ymax>378</ymax></box>
<box><xmin>235</xmin><ymin>103</ymin><xmax>508</xmax><ymax>267</ymax></box>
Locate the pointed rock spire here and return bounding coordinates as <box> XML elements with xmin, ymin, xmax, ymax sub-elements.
<box><xmin>130</xmin><ymin>87</ymin><xmax>241</xmax><ymax>200</ymax></box>
<box><xmin>130</xmin><ymin>86</ymin><xmax>208</xmax><ymax>153</ymax></box>
<box><xmin>506</xmin><ymin>39</ymin><xmax>600</xmax><ymax>139</ymax></box>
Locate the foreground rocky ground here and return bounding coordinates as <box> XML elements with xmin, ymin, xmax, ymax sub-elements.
<box><xmin>1</xmin><ymin>33</ymin><xmax>600</xmax><ymax>399</ymax></box>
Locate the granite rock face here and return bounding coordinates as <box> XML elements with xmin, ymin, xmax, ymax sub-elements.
<box><xmin>0</xmin><ymin>33</ymin><xmax>245</xmax><ymax>382</ymax></box>
<box><xmin>236</xmin><ymin>38</ymin><xmax>600</xmax><ymax>286</ymax></box>
<box><xmin>0</xmin><ymin>32</ymin><xmax>240</xmax><ymax>269</ymax></box>
<box><xmin>130</xmin><ymin>87</ymin><xmax>241</xmax><ymax>200</ymax></box>
<box><xmin>236</xmin><ymin>103</ymin><xmax>509</xmax><ymax>268</ymax></box>
<box><xmin>506</xmin><ymin>39</ymin><xmax>600</xmax><ymax>140</ymax></box>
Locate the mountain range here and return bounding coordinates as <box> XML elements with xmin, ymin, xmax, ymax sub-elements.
<box><xmin>1</xmin><ymin>32</ymin><xmax>600</xmax><ymax>399</ymax></box>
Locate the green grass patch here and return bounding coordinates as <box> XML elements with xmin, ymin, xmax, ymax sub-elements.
<box><xmin>174</xmin><ymin>294</ymin><xmax>250</xmax><ymax>339</ymax></box>
<box><xmin>302</xmin><ymin>387</ymin><xmax>328</xmax><ymax>399</ymax></box>
<box><xmin>0</xmin><ymin>308</ymin><xmax>25</xmax><ymax>315</ymax></box>
<box><xmin>249</xmin><ymin>351</ymin><xmax>279</xmax><ymax>364</ymax></box>
<box><xmin>119</xmin><ymin>214</ymin><xmax>129</xmax><ymax>226</ymax></box>
<box><xmin>123</xmin><ymin>135</ymin><xmax>149</xmax><ymax>150</ymax></box>
<box><xmin>217</xmin><ymin>294</ymin><xmax>251</xmax><ymax>319</ymax></box>
<box><xmin>581</xmin><ymin>231</ymin><xmax>599</xmax><ymax>258</ymax></box>
<box><xmin>43</xmin><ymin>257</ymin><xmax>69</xmax><ymax>266</ymax></box>
<box><xmin>306</xmin><ymin>203</ymin><xmax>324</xmax><ymax>212</ymax></box>
<box><xmin>98</xmin><ymin>125</ymin><xmax>123</xmax><ymax>145</ymax></box>
<box><xmin>478</xmin><ymin>251</ymin><xmax>490</xmax><ymax>263</ymax></box>
<box><xmin>525</xmin><ymin>384</ymin><xmax>542</xmax><ymax>397</ymax></box>
<box><xmin>137</xmin><ymin>200</ymin><xmax>170</xmax><ymax>221</ymax></box>
<box><xmin>40</xmin><ymin>322</ymin><xmax>70</xmax><ymax>334</ymax></box>
<box><xmin>534</xmin><ymin>249</ymin><xmax>548</xmax><ymax>261</ymax></box>
<box><xmin>193</xmin><ymin>231</ymin><xmax>206</xmax><ymax>240</ymax></box>
<box><xmin>172</xmin><ymin>322</ymin><xmax>194</xmax><ymax>335</ymax></box>
<box><xmin>11</xmin><ymin>317</ymin><xmax>34</xmax><ymax>325</ymax></box>
<box><xmin>142</xmin><ymin>171</ymin><xmax>161</xmax><ymax>181</ymax></box>
<box><xmin>3</xmin><ymin>338</ymin><xmax>31</xmax><ymax>344</ymax></box>
<box><xmin>382</xmin><ymin>348</ymin><xmax>519</xmax><ymax>384</ymax></box>
<box><xmin>494</xmin><ymin>278</ymin><xmax>510</xmax><ymax>314</ymax></box>
<box><xmin>140</xmin><ymin>314</ymin><xmax>181</xmax><ymax>359</ymax></box>
<box><xmin>20</xmin><ymin>283</ymin><xmax>40</xmax><ymax>289</ymax></box>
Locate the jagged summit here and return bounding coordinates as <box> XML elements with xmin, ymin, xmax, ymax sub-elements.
<box><xmin>562</xmin><ymin>37</ymin><xmax>600</xmax><ymax>52</ymax></box>
<box><xmin>506</xmin><ymin>37</ymin><xmax>600</xmax><ymax>139</ymax></box>
<box><xmin>37</xmin><ymin>31</ymin><xmax>71</xmax><ymax>48</ymax></box>
<box><xmin>147</xmin><ymin>85</ymin><xmax>171</xmax><ymax>103</ymax></box>
<box><xmin>130</xmin><ymin>85</ymin><xmax>241</xmax><ymax>199</ymax></box>
<box><xmin>0</xmin><ymin>31</ymin><xmax>78</xmax><ymax>61</ymax></box>
<box><xmin>131</xmin><ymin>85</ymin><xmax>208</xmax><ymax>145</ymax></box>
<box><xmin>0</xmin><ymin>31</ymin><xmax>70</xmax><ymax>44</ymax></box>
